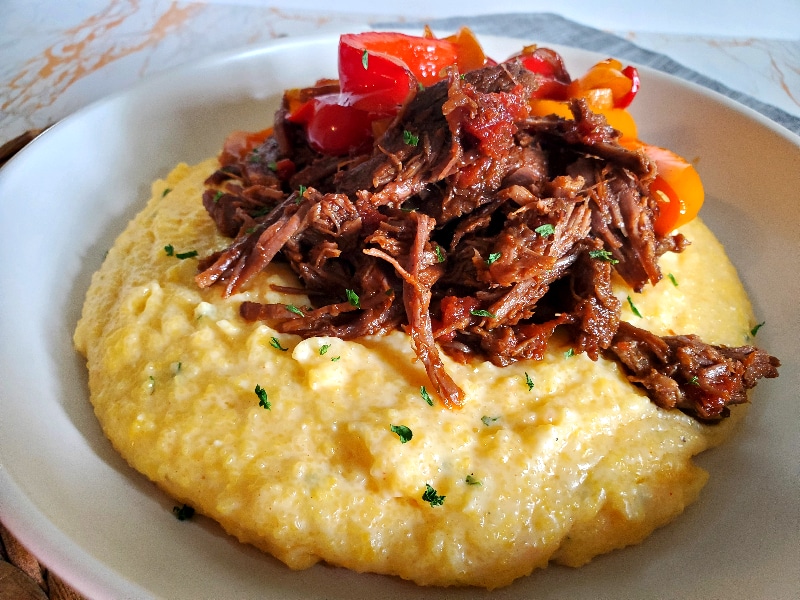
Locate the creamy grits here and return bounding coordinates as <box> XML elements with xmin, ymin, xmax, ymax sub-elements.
<box><xmin>74</xmin><ymin>158</ymin><xmax>755</xmax><ymax>589</ymax></box>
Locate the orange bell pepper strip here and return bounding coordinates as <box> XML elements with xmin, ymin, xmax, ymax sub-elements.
<box><xmin>622</xmin><ymin>139</ymin><xmax>705</xmax><ymax>235</ymax></box>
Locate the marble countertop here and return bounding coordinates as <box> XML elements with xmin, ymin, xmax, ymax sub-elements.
<box><xmin>1</xmin><ymin>0</ymin><xmax>799</xmax><ymax>148</ymax></box>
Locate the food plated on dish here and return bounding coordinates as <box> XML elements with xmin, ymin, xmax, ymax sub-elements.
<box><xmin>71</xmin><ymin>28</ymin><xmax>781</xmax><ymax>590</ymax></box>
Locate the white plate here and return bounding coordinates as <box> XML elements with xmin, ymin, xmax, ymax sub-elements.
<box><xmin>1</xmin><ymin>32</ymin><xmax>798</xmax><ymax>600</ymax></box>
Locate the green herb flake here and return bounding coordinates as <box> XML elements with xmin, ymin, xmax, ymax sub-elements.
<box><xmin>564</xmin><ymin>348</ymin><xmax>575</xmax><ymax>359</ymax></box>
<box><xmin>164</xmin><ymin>244</ymin><xmax>175</xmax><ymax>256</ymax></box>
<box><xmin>269</xmin><ymin>337</ymin><xmax>288</xmax><ymax>351</ymax></box>
<box><xmin>434</xmin><ymin>245</ymin><xmax>445</xmax><ymax>263</ymax></box>
<box><xmin>465</xmin><ymin>474</ymin><xmax>482</xmax><ymax>486</ymax></box>
<box><xmin>172</xmin><ymin>504</ymin><xmax>195</xmax><ymax>521</ymax></box>
<box><xmin>319</xmin><ymin>344</ymin><xmax>331</xmax><ymax>356</ymax></box>
<box><xmin>524</xmin><ymin>372</ymin><xmax>534</xmax><ymax>391</ymax></box>
<box><xmin>403</xmin><ymin>130</ymin><xmax>419</xmax><ymax>146</ymax></box>
<box><xmin>255</xmin><ymin>384</ymin><xmax>271</xmax><ymax>410</ymax></box>
<box><xmin>330</xmin><ymin>356</ymin><xmax>341</xmax><ymax>362</ymax></box>
<box><xmin>535</xmin><ymin>223</ymin><xmax>555</xmax><ymax>237</ymax></box>
<box><xmin>688</xmin><ymin>375</ymin><xmax>700</xmax><ymax>386</ymax></box>
<box><xmin>422</xmin><ymin>483</ymin><xmax>445</xmax><ymax>507</ymax></box>
<box><xmin>420</xmin><ymin>386</ymin><xmax>434</xmax><ymax>406</ymax></box>
<box><xmin>247</xmin><ymin>151</ymin><xmax>260</xmax><ymax>163</ymax></box>
<box><xmin>213</xmin><ymin>190</ymin><xmax>224</xmax><ymax>203</ymax></box>
<box><xmin>285</xmin><ymin>304</ymin><xmax>305</xmax><ymax>317</ymax></box>
<box><xmin>481</xmin><ymin>415</ymin><xmax>499</xmax><ymax>426</ymax></box>
<box><xmin>267</xmin><ymin>161</ymin><xmax>278</xmax><ymax>171</ymax></box>
<box><xmin>667</xmin><ymin>272</ymin><xmax>679</xmax><ymax>287</ymax></box>
<box><xmin>175</xmin><ymin>250</ymin><xmax>198</xmax><ymax>260</ymax></box>
<box><xmin>470</xmin><ymin>308</ymin><xmax>496</xmax><ymax>318</ymax></box>
<box><xmin>148</xmin><ymin>375</ymin><xmax>156</xmax><ymax>394</ymax></box>
<box><xmin>486</xmin><ymin>252</ymin><xmax>501</xmax><ymax>265</ymax></box>
<box><xmin>390</xmin><ymin>424</ymin><xmax>413</xmax><ymax>443</ymax></box>
<box><xmin>626</xmin><ymin>295</ymin><xmax>643</xmax><ymax>318</ymax></box>
<box><xmin>588</xmin><ymin>248</ymin><xmax>619</xmax><ymax>264</ymax></box>
<box><xmin>346</xmin><ymin>288</ymin><xmax>361</xmax><ymax>308</ymax></box>
<box><xmin>161</xmin><ymin>187</ymin><xmax>172</xmax><ymax>197</ymax></box>
<box><xmin>750</xmin><ymin>321</ymin><xmax>766</xmax><ymax>337</ymax></box>
<box><xmin>361</xmin><ymin>48</ymin><xmax>369</xmax><ymax>69</ymax></box>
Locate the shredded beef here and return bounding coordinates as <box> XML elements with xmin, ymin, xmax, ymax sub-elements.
<box><xmin>195</xmin><ymin>55</ymin><xmax>780</xmax><ymax>416</ymax></box>
<box><xmin>609</xmin><ymin>322</ymin><xmax>780</xmax><ymax>422</ymax></box>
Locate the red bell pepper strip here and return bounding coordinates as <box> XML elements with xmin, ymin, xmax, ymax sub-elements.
<box><xmin>616</xmin><ymin>65</ymin><xmax>640</xmax><ymax>109</ymax></box>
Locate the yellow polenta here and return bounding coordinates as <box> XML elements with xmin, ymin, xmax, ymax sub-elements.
<box><xmin>74</xmin><ymin>158</ymin><xmax>756</xmax><ymax>589</ymax></box>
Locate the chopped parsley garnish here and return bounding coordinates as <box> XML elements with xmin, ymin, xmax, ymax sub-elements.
<box><xmin>588</xmin><ymin>248</ymin><xmax>619</xmax><ymax>264</ymax></box>
<box><xmin>361</xmin><ymin>48</ymin><xmax>369</xmax><ymax>69</ymax></box>
<box><xmin>403</xmin><ymin>130</ymin><xmax>419</xmax><ymax>146</ymax></box>
<box><xmin>285</xmin><ymin>304</ymin><xmax>305</xmax><ymax>317</ymax></box>
<box><xmin>164</xmin><ymin>245</ymin><xmax>197</xmax><ymax>259</ymax></box>
<box><xmin>296</xmin><ymin>185</ymin><xmax>307</xmax><ymax>202</ymax></box>
<box><xmin>269</xmin><ymin>337</ymin><xmax>288</xmax><ymax>351</ymax></box>
<box><xmin>750</xmin><ymin>321</ymin><xmax>765</xmax><ymax>337</ymax></box>
<box><xmin>422</xmin><ymin>483</ymin><xmax>445</xmax><ymax>507</ymax></box>
<box><xmin>564</xmin><ymin>348</ymin><xmax>575</xmax><ymax>359</ymax></box>
<box><xmin>346</xmin><ymin>288</ymin><xmax>361</xmax><ymax>308</ymax></box>
<box><xmin>688</xmin><ymin>375</ymin><xmax>700</xmax><ymax>386</ymax></box>
<box><xmin>470</xmin><ymin>308</ymin><xmax>496</xmax><ymax>318</ymax></box>
<box><xmin>172</xmin><ymin>504</ymin><xmax>195</xmax><ymax>521</ymax></box>
<box><xmin>390</xmin><ymin>424</ymin><xmax>413</xmax><ymax>443</ymax></box>
<box><xmin>319</xmin><ymin>344</ymin><xmax>331</xmax><ymax>356</ymax></box>
<box><xmin>267</xmin><ymin>161</ymin><xmax>278</xmax><ymax>171</ymax></box>
<box><xmin>434</xmin><ymin>244</ymin><xmax>445</xmax><ymax>263</ymax></box>
<box><xmin>213</xmin><ymin>190</ymin><xmax>224</xmax><ymax>203</ymax></box>
<box><xmin>486</xmin><ymin>252</ymin><xmax>501</xmax><ymax>265</ymax></box>
<box><xmin>627</xmin><ymin>295</ymin><xmax>643</xmax><ymax>318</ymax></box>
<box><xmin>255</xmin><ymin>384</ymin><xmax>271</xmax><ymax>409</ymax></box>
<box><xmin>667</xmin><ymin>272</ymin><xmax>679</xmax><ymax>286</ymax></box>
<box><xmin>535</xmin><ymin>223</ymin><xmax>555</xmax><ymax>237</ymax></box>
<box><xmin>247</xmin><ymin>151</ymin><xmax>260</xmax><ymax>163</ymax></box>
<box><xmin>524</xmin><ymin>372</ymin><xmax>534</xmax><ymax>391</ymax></box>
<box><xmin>481</xmin><ymin>415</ymin><xmax>499</xmax><ymax>426</ymax></box>
<box><xmin>465</xmin><ymin>474</ymin><xmax>482</xmax><ymax>486</ymax></box>
<box><xmin>161</xmin><ymin>187</ymin><xmax>172</xmax><ymax>197</ymax></box>
<box><xmin>420</xmin><ymin>386</ymin><xmax>434</xmax><ymax>406</ymax></box>
<box><xmin>330</xmin><ymin>356</ymin><xmax>341</xmax><ymax>362</ymax></box>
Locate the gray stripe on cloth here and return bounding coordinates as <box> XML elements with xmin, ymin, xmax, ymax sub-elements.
<box><xmin>376</xmin><ymin>13</ymin><xmax>800</xmax><ymax>136</ymax></box>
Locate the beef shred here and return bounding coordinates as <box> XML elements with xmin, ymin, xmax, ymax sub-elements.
<box><xmin>195</xmin><ymin>58</ymin><xmax>779</xmax><ymax>417</ymax></box>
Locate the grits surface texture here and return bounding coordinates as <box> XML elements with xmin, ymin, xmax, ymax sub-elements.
<box><xmin>74</xmin><ymin>159</ymin><xmax>755</xmax><ymax>589</ymax></box>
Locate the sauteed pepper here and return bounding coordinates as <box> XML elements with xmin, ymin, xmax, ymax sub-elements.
<box><xmin>287</xmin><ymin>29</ymin><xmax>489</xmax><ymax>155</ymax></box>
<box><xmin>282</xmin><ymin>29</ymin><xmax>701</xmax><ymax>234</ymax></box>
